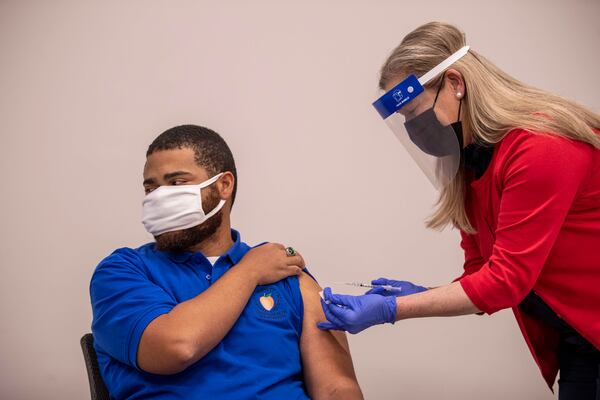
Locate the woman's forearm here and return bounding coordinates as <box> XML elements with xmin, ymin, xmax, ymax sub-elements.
<box><xmin>395</xmin><ymin>281</ymin><xmax>481</xmax><ymax>321</ymax></box>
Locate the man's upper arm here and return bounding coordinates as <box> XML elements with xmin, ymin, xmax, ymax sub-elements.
<box><xmin>90</xmin><ymin>250</ymin><xmax>176</xmax><ymax>368</ymax></box>
<box><xmin>298</xmin><ymin>272</ymin><xmax>363</xmax><ymax>399</ymax></box>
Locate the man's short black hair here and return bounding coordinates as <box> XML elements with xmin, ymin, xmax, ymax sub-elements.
<box><xmin>147</xmin><ymin>125</ymin><xmax>238</xmax><ymax>205</ymax></box>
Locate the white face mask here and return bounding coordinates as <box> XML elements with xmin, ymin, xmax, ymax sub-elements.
<box><xmin>142</xmin><ymin>172</ymin><xmax>226</xmax><ymax>236</ymax></box>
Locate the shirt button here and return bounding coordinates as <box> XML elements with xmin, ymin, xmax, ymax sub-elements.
<box><xmin>206</xmin><ymin>274</ymin><xmax>211</xmax><ymax>280</ymax></box>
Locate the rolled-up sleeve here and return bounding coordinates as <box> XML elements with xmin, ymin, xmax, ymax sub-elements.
<box><xmin>460</xmin><ymin>132</ymin><xmax>593</xmax><ymax>314</ymax></box>
<box><xmin>90</xmin><ymin>249</ymin><xmax>177</xmax><ymax>369</ymax></box>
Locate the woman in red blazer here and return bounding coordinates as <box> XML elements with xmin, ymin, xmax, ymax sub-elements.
<box><xmin>318</xmin><ymin>22</ymin><xmax>600</xmax><ymax>399</ymax></box>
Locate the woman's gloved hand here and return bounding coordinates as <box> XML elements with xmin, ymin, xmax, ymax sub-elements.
<box><xmin>365</xmin><ymin>277</ymin><xmax>428</xmax><ymax>297</ymax></box>
<box><xmin>316</xmin><ymin>287</ymin><xmax>396</xmax><ymax>334</ymax></box>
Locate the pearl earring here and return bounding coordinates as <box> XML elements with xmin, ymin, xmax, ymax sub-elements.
<box><xmin>456</xmin><ymin>92</ymin><xmax>462</xmax><ymax>99</ymax></box>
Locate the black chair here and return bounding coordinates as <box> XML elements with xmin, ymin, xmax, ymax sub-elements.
<box><xmin>80</xmin><ymin>333</ymin><xmax>110</xmax><ymax>400</ymax></box>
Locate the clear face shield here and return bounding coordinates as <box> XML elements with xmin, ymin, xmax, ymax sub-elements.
<box><xmin>372</xmin><ymin>46</ymin><xmax>470</xmax><ymax>190</ymax></box>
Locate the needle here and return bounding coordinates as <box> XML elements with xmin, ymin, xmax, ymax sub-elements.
<box><xmin>335</xmin><ymin>281</ymin><xmax>402</xmax><ymax>292</ymax></box>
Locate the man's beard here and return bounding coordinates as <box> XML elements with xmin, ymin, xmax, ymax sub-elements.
<box><xmin>154</xmin><ymin>188</ymin><xmax>223</xmax><ymax>252</ymax></box>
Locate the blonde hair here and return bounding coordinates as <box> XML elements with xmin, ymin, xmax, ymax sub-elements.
<box><xmin>379</xmin><ymin>22</ymin><xmax>600</xmax><ymax>233</ymax></box>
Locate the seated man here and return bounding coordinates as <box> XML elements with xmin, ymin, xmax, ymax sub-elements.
<box><xmin>90</xmin><ymin>125</ymin><xmax>363</xmax><ymax>400</ymax></box>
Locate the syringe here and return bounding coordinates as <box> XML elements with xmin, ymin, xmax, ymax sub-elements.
<box><xmin>319</xmin><ymin>282</ymin><xmax>402</xmax><ymax>305</ymax></box>
<box><xmin>335</xmin><ymin>281</ymin><xmax>402</xmax><ymax>292</ymax></box>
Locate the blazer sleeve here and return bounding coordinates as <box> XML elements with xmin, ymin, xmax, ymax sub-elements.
<box><xmin>453</xmin><ymin>230</ymin><xmax>486</xmax><ymax>282</ymax></box>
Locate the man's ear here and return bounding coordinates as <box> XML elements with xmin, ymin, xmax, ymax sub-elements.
<box><xmin>217</xmin><ymin>171</ymin><xmax>235</xmax><ymax>200</ymax></box>
<box><xmin>444</xmin><ymin>68</ymin><xmax>466</xmax><ymax>98</ymax></box>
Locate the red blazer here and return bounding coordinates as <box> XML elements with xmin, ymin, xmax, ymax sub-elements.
<box><xmin>455</xmin><ymin>128</ymin><xmax>600</xmax><ymax>388</ymax></box>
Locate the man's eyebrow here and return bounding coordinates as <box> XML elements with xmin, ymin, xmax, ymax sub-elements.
<box><xmin>143</xmin><ymin>171</ymin><xmax>193</xmax><ymax>186</ymax></box>
<box><xmin>163</xmin><ymin>171</ymin><xmax>193</xmax><ymax>180</ymax></box>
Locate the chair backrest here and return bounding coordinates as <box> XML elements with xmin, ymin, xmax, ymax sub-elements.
<box><xmin>80</xmin><ymin>333</ymin><xmax>111</xmax><ymax>400</ymax></box>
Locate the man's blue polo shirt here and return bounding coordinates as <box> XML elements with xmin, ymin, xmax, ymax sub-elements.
<box><xmin>90</xmin><ymin>230</ymin><xmax>310</xmax><ymax>400</ymax></box>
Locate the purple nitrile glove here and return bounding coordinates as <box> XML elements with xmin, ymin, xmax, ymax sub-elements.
<box><xmin>365</xmin><ymin>277</ymin><xmax>428</xmax><ymax>297</ymax></box>
<box><xmin>316</xmin><ymin>287</ymin><xmax>397</xmax><ymax>334</ymax></box>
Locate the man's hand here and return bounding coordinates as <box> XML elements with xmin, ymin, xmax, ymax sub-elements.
<box><xmin>240</xmin><ymin>243</ymin><xmax>305</xmax><ymax>285</ymax></box>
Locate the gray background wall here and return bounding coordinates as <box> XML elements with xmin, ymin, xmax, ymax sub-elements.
<box><xmin>1</xmin><ymin>0</ymin><xmax>599</xmax><ymax>398</ymax></box>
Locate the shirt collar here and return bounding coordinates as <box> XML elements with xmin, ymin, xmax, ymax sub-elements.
<box><xmin>224</xmin><ymin>229</ymin><xmax>246</xmax><ymax>265</ymax></box>
<box><xmin>161</xmin><ymin>229</ymin><xmax>245</xmax><ymax>265</ymax></box>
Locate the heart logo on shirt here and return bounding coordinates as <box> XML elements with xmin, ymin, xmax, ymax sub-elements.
<box><xmin>259</xmin><ymin>293</ymin><xmax>275</xmax><ymax>311</ymax></box>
